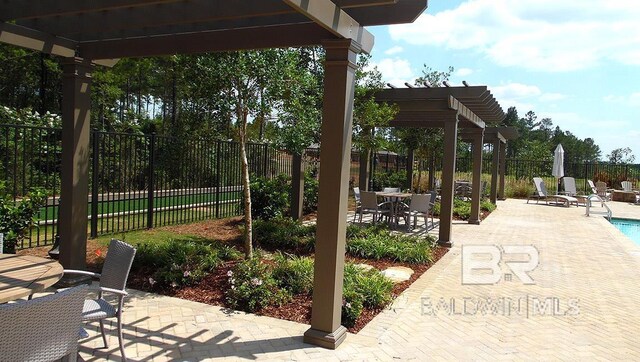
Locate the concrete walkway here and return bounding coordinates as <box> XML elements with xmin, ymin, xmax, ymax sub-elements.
<box><xmin>78</xmin><ymin>199</ymin><xmax>640</xmax><ymax>361</ymax></box>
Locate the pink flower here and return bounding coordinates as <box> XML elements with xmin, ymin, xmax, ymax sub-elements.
<box><xmin>148</xmin><ymin>277</ymin><xmax>156</xmax><ymax>286</ymax></box>
<box><xmin>183</xmin><ymin>270</ymin><xmax>191</xmax><ymax>277</ymax></box>
<box><xmin>226</xmin><ymin>270</ymin><xmax>234</xmax><ymax>277</ymax></box>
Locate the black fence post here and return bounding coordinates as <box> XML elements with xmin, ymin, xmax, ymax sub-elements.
<box><xmin>147</xmin><ymin>133</ymin><xmax>156</xmax><ymax>229</ymax></box>
<box><xmin>90</xmin><ymin>131</ymin><xmax>99</xmax><ymax>238</ymax></box>
<box><xmin>215</xmin><ymin>141</ymin><xmax>222</xmax><ymax>218</ymax></box>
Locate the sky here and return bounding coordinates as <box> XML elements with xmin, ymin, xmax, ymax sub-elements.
<box><xmin>366</xmin><ymin>0</ymin><xmax>640</xmax><ymax>160</ymax></box>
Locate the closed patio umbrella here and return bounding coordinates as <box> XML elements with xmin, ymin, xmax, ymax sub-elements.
<box><xmin>552</xmin><ymin>144</ymin><xmax>564</xmax><ymax>193</ymax></box>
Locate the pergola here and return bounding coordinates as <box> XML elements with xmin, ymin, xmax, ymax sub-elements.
<box><xmin>460</xmin><ymin>127</ymin><xmax>519</xmax><ymax>202</ymax></box>
<box><xmin>0</xmin><ymin>0</ymin><xmax>428</xmax><ymax>349</ymax></box>
<box><xmin>375</xmin><ymin>86</ymin><xmax>505</xmax><ymax>246</ymax></box>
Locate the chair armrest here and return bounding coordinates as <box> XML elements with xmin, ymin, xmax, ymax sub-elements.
<box><xmin>100</xmin><ymin>287</ymin><xmax>128</xmax><ymax>296</ymax></box>
<box><xmin>64</xmin><ymin>269</ymin><xmax>101</xmax><ymax>279</ymax></box>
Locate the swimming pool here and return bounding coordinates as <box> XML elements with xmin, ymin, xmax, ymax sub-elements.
<box><xmin>610</xmin><ymin>217</ymin><xmax>640</xmax><ymax>245</ymax></box>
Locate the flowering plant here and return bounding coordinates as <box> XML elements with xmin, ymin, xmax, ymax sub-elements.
<box><xmin>225</xmin><ymin>258</ymin><xmax>288</xmax><ymax>313</ymax></box>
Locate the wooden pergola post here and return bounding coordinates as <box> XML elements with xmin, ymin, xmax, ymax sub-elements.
<box><xmin>304</xmin><ymin>39</ymin><xmax>359</xmax><ymax>349</ymax></box>
<box><xmin>58</xmin><ymin>57</ymin><xmax>92</xmax><ymax>271</ymax></box>
<box><xmin>468</xmin><ymin>129</ymin><xmax>484</xmax><ymax>224</ymax></box>
<box><xmin>490</xmin><ymin>140</ymin><xmax>500</xmax><ymax>204</ymax></box>
<box><xmin>498</xmin><ymin>143</ymin><xmax>507</xmax><ymax>200</ymax></box>
<box><xmin>290</xmin><ymin>153</ymin><xmax>304</xmax><ymax>221</ymax></box>
<box><xmin>438</xmin><ymin>117</ymin><xmax>458</xmax><ymax>247</ymax></box>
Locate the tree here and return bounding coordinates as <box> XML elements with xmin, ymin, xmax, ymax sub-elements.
<box><xmin>607</xmin><ymin>147</ymin><xmax>635</xmax><ymax>164</ymax></box>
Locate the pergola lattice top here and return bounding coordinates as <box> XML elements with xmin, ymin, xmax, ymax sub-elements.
<box><xmin>0</xmin><ymin>0</ymin><xmax>427</xmax><ymax>62</ymax></box>
<box><xmin>375</xmin><ymin>86</ymin><xmax>505</xmax><ymax>128</ymax></box>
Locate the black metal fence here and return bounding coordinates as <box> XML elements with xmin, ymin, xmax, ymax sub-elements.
<box><xmin>3</xmin><ymin>122</ymin><xmax>639</xmax><ymax>249</ymax></box>
<box><xmin>1</xmin><ymin>124</ymin><xmax>296</xmax><ymax>249</ymax></box>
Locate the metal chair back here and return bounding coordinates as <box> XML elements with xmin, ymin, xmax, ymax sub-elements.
<box><xmin>0</xmin><ymin>285</ymin><xmax>87</xmax><ymax>362</ymax></box>
<box><xmin>100</xmin><ymin>239</ymin><xmax>137</xmax><ymax>292</ymax></box>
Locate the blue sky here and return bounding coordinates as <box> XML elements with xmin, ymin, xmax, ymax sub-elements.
<box><xmin>366</xmin><ymin>0</ymin><xmax>639</xmax><ymax>160</ymax></box>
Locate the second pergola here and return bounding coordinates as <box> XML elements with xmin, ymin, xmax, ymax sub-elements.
<box><xmin>375</xmin><ymin>86</ymin><xmax>518</xmax><ymax>246</ymax></box>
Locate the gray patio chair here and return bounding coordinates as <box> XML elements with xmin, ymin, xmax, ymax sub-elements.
<box><xmin>63</xmin><ymin>239</ymin><xmax>136</xmax><ymax>361</ymax></box>
<box><xmin>0</xmin><ymin>285</ymin><xmax>87</xmax><ymax>362</ymax></box>
<box><xmin>358</xmin><ymin>191</ymin><xmax>392</xmax><ymax>224</ymax></box>
<box><xmin>400</xmin><ymin>192</ymin><xmax>436</xmax><ymax>230</ymax></box>
<box><xmin>527</xmin><ymin>177</ymin><xmax>579</xmax><ymax>207</ymax></box>
<box><xmin>352</xmin><ymin>187</ymin><xmax>361</xmax><ymax>222</ymax></box>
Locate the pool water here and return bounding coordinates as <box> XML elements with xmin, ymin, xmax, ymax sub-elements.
<box><xmin>610</xmin><ymin>218</ymin><xmax>640</xmax><ymax>245</ymax></box>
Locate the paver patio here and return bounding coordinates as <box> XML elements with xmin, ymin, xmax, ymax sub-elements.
<box><xmin>77</xmin><ymin>199</ymin><xmax>640</xmax><ymax>361</ymax></box>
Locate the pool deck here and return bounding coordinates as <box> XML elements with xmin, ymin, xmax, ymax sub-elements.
<box><xmin>76</xmin><ymin>199</ymin><xmax>640</xmax><ymax>361</ymax></box>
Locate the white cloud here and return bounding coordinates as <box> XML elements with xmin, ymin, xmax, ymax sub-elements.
<box><xmin>455</xmin><ymin>68</ymin><xmax>473</xmax><ymax>77</ymax></box>
<box><xmin>388</xmin><ymin>0</ymin><xmax>640</xmax><ymax>72</ymax></box>
<box><xmin>604</xmin><ymin>92</ymin><xmax>640</xmax><ymax>107</ymax></box>
<box><xmin>539</xmin><ymin>93</ymin><xmax>567</xmax><ymax>102</ymax></box>
<box><xmin>370</xmin><ymin>58</ymin><xmax>415</xmax><ymax>87</ymax></box>
<box><xmin>384</xmin><ymin>46</ymin><xmax>404</xmax><ymax>55</ymax></box>
<box><xmin>492</xmin><ymin>82</ymin><xmax>541</xmax><ymax>99</ymax></box>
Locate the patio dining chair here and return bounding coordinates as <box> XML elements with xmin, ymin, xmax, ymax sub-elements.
<box><xmin>63</xmin><ymin>239</ymin><xmax>136</xmax><ymax>361</ymax></box>
<box><xmin>0</xmin><ymin>285</ymin><xmax>87</xmax><ymax>362</ymax></box>
<box><xmin>358</xmin><ymin>191</ymin><xmax>392</xmax><ymax>224</ymax></box>
<box><xmin>400</xmin><ymin>192</ymin><xmax>436</xmax><ymax>230</ymax></box>
<box><xmin>352</xmin><ymin>187</ymin><xmax>361</xmax><ymax>222</ymax></box>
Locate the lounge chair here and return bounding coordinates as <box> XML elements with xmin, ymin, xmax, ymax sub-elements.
<box><xmin>561</xmin><ymin>177</ymin><xmax>587</xmax><ymax>206</ymax></box>
<box><xmin>527</xmin><ymin>177</ymin><xmax>579</xmax><ymax>207</ymax></box>
<box><xmin>587</xmin><ymin>180</ymin><xmax>598</xmax><ymax>194</ymax></box>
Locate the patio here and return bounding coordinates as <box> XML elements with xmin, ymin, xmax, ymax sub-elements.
<box><xmin>73</xmin><ymin>199</ymin><xmax>640</xmax><ymax>360</ymax></box>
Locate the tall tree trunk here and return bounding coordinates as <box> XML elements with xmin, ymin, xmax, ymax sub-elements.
<box><xmin>238</xmin><ymin>104</ymin><xmax>253</xmax><ymax>259</ymax></box>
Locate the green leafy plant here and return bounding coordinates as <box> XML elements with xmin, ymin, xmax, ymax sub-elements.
<box><xmin>252</xmin><ymin>217</ymin><xmax>316</xmax><ymax>251</ymax></box>
<box><xmin>249</xmin><ymin>174</ymin><xmax>291</xmax><ymax>220</ymax></box>
<box><xmin>272</xmin><ymin>253</ymin><xmax>314</xmax><ymax>295</ymax></box>
<box><xmin>346</xmin><ymin>225</ymin><xmax>435</xmax><ymax>264</ymax></box>
<box><xmin>341</xmin><ymin>263</ymin><xmax>393</xmax><ymax>327</ymax></box>
<box><xmin>0</xmin><ymin>183</ymin><xmax>47</xmax><ymax>253</ymax></box>
<box><xmin>481</xmin><ymin>199</ymin><xmax>496</xmax><ymax>212</ymax></box>
<box><xmin>132</xmin><ymin>239</ymin><xmax>238</xmax><ymax>289</ymax></box>
<box><xmin>453</xmin><ymin>198</ymin><xmax>471</xmax><ymax>220</ymax></box>
<box><xmin>303</xmin><ymin>171</ymin><xmax>319</xmax><ymax>213</ymax></box>
<box><xmin>225</xmin><ymin>257</ymin><xmax>289</xmax><ymax>313</ymax></box>
<box><xmin>371</xmin><ymin>170</ymin><xmax>407</xmax><ymax>191</ymax></box>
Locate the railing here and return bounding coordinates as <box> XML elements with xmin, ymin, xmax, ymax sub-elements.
<box><xmin>585</xmin><ymin>195</ymin><xmax>612</xmax><ymax>220</ymax></box>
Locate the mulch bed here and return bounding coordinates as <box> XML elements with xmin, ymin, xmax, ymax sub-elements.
<box><xmin>18</xmin><ymin>214</ymin><xmax>452</xmax><ymax>333</ymax></box>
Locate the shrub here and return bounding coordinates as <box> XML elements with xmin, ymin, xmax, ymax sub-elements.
<box><xmin>253</xmin><ymin>217</ymin><xmax>316</xmax><ymax>251</ymax></box>
<box><xmin>0</xmin><ymin>184</ymin><xmax>47</xmax><ymax>253</ymax></box>
<box><xmin>371</xmin><ymin>170</ymin><xmax>407</xmax><ymax>191</ymax></box>
<box><xmin>346</xmin><ymin>225</ymin><xmax>435</xmax><ymax>264</ymax></box>
<box><xmin>303</xmin><ymin>172</ymin><xmax>319</xmax><ymax>213</ymax></box>
<box><xmin>341</xmin><ymin>263</ymin><xmax>393</xmax><ymax>327</ymax></box>
<box><xmin>225</xmin><ymin>258</ymin><xmax>289</xmax><ymax>313</ymax></box>
<box><xmin>250</xmin><ymin>174</ymin><xmax>290</xmax><ymax>220</ymax></box>
<box><xmin>132</xmin><ymin>239</ymin><xmax>237</xmax><ymax>288</ymax></box>
<box><xmin>481</xmin><ymin>199</ymin><xmax>496</xmax><ymax>212</ymax></box>
<box><xmin>272</xmin><ymin>253</ymin><xmax>314</xmax><ymax>295</ymax></box>
<box><xmin>453</xmin><ymin>198</ymin><xmax>471</xmax><ymax>220</ymax></box>
<box><xmin>505</xmin><ymin>178</ymin><xmax>534</xmax><ymax>198</ymax></box>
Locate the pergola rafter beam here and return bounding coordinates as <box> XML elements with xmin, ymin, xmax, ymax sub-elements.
<box><xmin>0</xmin><ymin>0</ymin><xmax>182</xmax><ymax>21</ymax></box>
<box><xmin>0</xmin><ymin>23</ymin><xmax>76</xmax><ymax>57</ymax></box>
<box><xmin>18</xmin><ymin>1</ymin><xmax>303</xmax><ymax>40</ymax></box>
<box><xmin>283</xmin><ymin>0</ymin><xmax>374</xmax><ymax>53</ymax></box>
<box><xmin>79</xmin><ymin>23</ymin><xmax>332</xmax><ymax>59</ymax></box>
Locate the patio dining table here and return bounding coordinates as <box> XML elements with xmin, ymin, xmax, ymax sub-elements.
<box><xmin>375</xmin><ymin>191</ymin><xmax>413</xmax><ymax>226</ymax></box>
<box><xmin>0</xmin><ymin>254</ymin><xmax>63</xmax><ymax>303</ymax></box>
